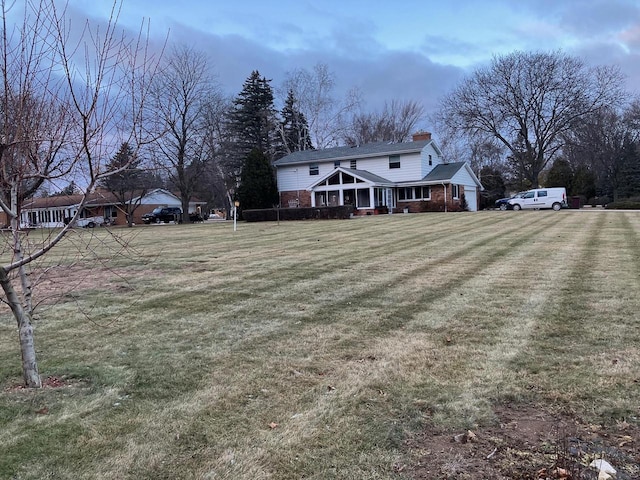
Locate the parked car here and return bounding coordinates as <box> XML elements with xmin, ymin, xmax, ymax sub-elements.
<box><xmin>142</xmin><ymin>207</ymin><xmax>182</xmax><ymax>224</ymax></box>
<box><xmin>75</xmin><ymin>216</ymin><xmax>105</xmax><ymax>228</ymax></box>
<box><xmin>495</xmin><ymin>192</ymin><xmax>525</xmax><ymax>210</ymax></box>
<box><xmin>507</xmin><ymin>187</ymin><xmax>567</xmax><ymax>211</ymax></box>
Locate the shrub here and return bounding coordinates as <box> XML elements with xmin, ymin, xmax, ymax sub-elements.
<box><xmin>604</xmin><ymin>197</ymin><xmax>640</xmax><ymax>210</ymax></box>
<box><xmin>242</xmin><ymin>206</ymin><xmax>355</xmax><ymax>222</ymax></box>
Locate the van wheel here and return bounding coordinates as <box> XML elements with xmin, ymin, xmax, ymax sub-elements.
<box><xmin>87</xmin><ymin>221</ymin><xmax>96</xmax><ymax>228</ymax></box>
<box><xmin>552</xmin><ymin>202</ymin><xmax>561</xmax><ymax>211</ymax></box>
<box><xmin>512</xmin><ymin>204</ymin><xmax>521</xmax><ymax>211</ymax></box>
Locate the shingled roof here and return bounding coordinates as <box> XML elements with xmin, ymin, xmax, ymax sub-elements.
<box><xmin>422</xmin><ymin>162</ymin><xmax>467</xmax><ymax>182</ymax></box>
<box><xmin>273</xmin><ymin>139</ymin><xmax>434</xmax><ymax>166</ymax></box>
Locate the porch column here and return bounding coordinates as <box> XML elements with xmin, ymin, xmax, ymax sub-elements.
<box><xmin>339</xmin><ymin>188</ymin><xmax>344</xmax><ymax>206</ymax></box>
<box><xmin>310</xmin><ymin>191</ymin><xmax>316</xmax><ymax>207</ymax></box>
<box><xmin>369</xmin><ymin>188</ymin><xmax>375</xmax><ymax>208</ymax></box>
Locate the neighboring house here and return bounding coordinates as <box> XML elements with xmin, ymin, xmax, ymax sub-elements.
<box><xmin>16</xmin><ymin>188</ymin><xmax>206</xmax><ymax>228</ymax></box>
<box><xmin>274</xmin><ymin>132</ymin><xmax>483</xmax><ymax>213</ymax></box>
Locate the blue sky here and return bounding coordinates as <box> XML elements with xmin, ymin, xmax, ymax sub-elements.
<box><xmin>65</xmin><ymin>0</ymin><xmax>640</xmax><ymax>121</ymax></box>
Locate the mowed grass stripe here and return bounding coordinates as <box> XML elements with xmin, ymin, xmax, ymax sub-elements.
<box><xmin>1</xmin><ymin>212</ymin><xmax>638</xmax><ymax>480</ymax></box>
<box><xmin>113</xmin><ymin>213</ymin><xmax>593</xmax><ymax>478</ymax></box>
<box><xmin>512</xmin><ymin>211</ymin><xmax>640</xmax><ymax>418</ymax></box>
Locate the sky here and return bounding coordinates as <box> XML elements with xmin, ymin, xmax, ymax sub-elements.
<box><xmin>63</xmin><ymin>0</ymin><xmax>640</xmax><ymax>130</ymax></box>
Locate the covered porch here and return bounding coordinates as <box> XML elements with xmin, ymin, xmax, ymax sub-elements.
<box><xmin>308</xmin><ymin>167</ymin><xmax>396</xmax><ymax>212</ymax></box>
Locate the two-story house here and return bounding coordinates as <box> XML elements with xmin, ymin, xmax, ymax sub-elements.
<box><xmin>273</xmin><ymin>132</ymin><xmax>483</xmax><ymax>213</ymax></box>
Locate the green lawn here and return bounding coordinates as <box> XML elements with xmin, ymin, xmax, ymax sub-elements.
<box><xmin>0</xmin><ymin>211</ymin><xmax>639</xmax><ymax>479</ymax></box>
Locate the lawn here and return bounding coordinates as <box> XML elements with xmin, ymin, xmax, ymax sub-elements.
<box><xmin>0</xmin><ymin>211</ymin><xmax>639</xmax><ymax>479</ymax></box>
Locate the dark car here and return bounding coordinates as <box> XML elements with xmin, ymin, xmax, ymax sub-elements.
<box><xmin>495</xmin><ymin>192</ymin><xmax>525</xmax><ymax>210</ymax></box>
<box><xmin>142</xmin><ymin>207</ymin><xmax>182</xmax><ymax>224</ymax></box>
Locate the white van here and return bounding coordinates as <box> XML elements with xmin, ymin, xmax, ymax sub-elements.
<box><xmin>508</xmin><ymin>187</ymin><xmax>567</xmax><ymax>211</ymax></box>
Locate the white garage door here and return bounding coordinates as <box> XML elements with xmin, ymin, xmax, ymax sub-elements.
<box><xmin>465</xmin><ymin>187</ymin><xmax>477</xmax><ymax>211</ymax></box>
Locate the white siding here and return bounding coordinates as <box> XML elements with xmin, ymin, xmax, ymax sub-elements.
<box><xmin>355</xmin><ymin>152</ymin><xmax>423</xmax><ymax>182</ymax></box>
<box><xmin>277</xmin><ymin>165</ymin><xmax>325</xmax><ymax>191</ymax></box>
<box><xmin>451</xmin><ymin>167</ymin><xmax>476</xmax><ymax>188</ymax></box>
<box><xmin>420</xmin><ymin>144</ymin><xmax>444</xmax><ymax>177</ymax></box>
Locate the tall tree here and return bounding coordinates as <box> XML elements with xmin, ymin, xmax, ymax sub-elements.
<box><xmin>237</xmin><ymin>148</ymin><xmax>278</xmax><ymax>211</ymax></box>
<box><xmin>227</xmin><ymin>70</ymin><xmax>281</xmax><ymax>162</ymax></box>
<box><xmin>101</xmin><ymin>142</ymin><xmax>155</xmax><ymax>226</ymax></box>
<box><xmin>564</xmin><ymin>104</ymin><xmax>640</xmax><ymax>200</ymax></box>
<box><xmin>438</xmin><ymin>51</ymin><xmax>624</xmax><ymax>187</ymax></box>
<box><xmin>0</xmin><ymin>0</ymin><xmax>158</xmax><ymax>387</ymax></box>
<box><xmin>150</xmin><ymin>46</ymin><xmax>218</xmax><ymax>222</ymax></box>
<box><xmin>282</xmin><ymin>63</ymin><xmax>360</xmax><ymax>148</ymax></box>
<box><xmin>344</xmin><ymin>99</ymin><xmax>425</xmax><ymax>146</ymax></box>
<box><xmin>280</xmin><ymin>89</ymin><xmax>313</xmax><ymax>154</ymax></box>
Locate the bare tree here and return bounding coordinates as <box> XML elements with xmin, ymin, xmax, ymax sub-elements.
<box><xmin>149</xmin><ymin>45</ymin><xmax>219</xmax><ymax>222</ymax></box>
<box><xmin>344</xmin><ymin>99</ymin><xmax>425</xmax><ymax>146</ymax></box>
<box><xmin>281</xmin><ymin>63</ymin><xmax>360</xmax><ymax>148</ymax></box>
<box><xmin>564</xmin><ymin>103</ymin><xmax>640</xmax><ymax>200</ymax></box>
<box><xmin>0</xmin><ymin>0</ymin><xmax>158</xmax><ymax>387</ymax></box>
<box><xmin>438</xmin><ymin>51</ymin><xmax>624</xmax><ymax>187</ymax></box>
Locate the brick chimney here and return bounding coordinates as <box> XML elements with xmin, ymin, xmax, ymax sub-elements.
<box><xmin>412</xmin><ymin>131</ymin><xmax>432</xmax><ymax>142</ymax></box>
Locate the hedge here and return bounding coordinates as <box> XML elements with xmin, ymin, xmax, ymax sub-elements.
<box><xmin>242</xmin><ymin>206</ymin><xmax>355</xmax><ymax>222</ymax></box>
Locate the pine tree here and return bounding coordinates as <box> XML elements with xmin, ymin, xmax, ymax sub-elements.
<box><xmin>102</xmin><ymin>142</ymin><xmax>153</xmax><ymax>226</ymax></box>
<box><xmin>227</xmin><ymin>71</ymin><xmax>281</xmax><ymax>162</ymax></box>
<box><xmin>237</xmin><ymin>148</ymin><xmax>278</xmax><ymax>210</ymax></box>
<box><xmin>280</xmin><ymin>89</ymin><xmax>313</xmax><ymax>154</ymax></box>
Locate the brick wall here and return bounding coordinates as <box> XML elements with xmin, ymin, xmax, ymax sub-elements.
<box><xmin>280</xmin><ymin>190</ymin><xmax>312</xmax><ymax>208</ymax></box>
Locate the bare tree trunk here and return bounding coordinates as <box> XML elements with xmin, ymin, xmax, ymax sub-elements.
<box><xmin>0</xmin><ymin>267</ymin><xmax>41</xmax><ymax>388</ymax></box>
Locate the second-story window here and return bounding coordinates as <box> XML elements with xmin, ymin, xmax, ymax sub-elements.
<box><xmin>309</xmin><ymin>163</ymin><xmax>319</xmax><ymax>176</ymax></box>
<box><xmin>350</xmin><ymin>159</ymin><xmax>357</xmax><ymax>169</ymax></box>
<box><xmin>389</xmin><ymin>155</ymin><xmax>401</xmax><ymax>169</ymax></box>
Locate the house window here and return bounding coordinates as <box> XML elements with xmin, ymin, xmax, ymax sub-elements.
<box><xmin>356</xmin><ymin>188</ymin><xmax>370</xmax><ymax>207</ymax></box>
<box><xmin>334</xmin><ymin>160</ymin><xmax>340</xmax><ymax>168</ymax></box>
<box><xmin>398</xmin><ymin>186</ymin><xmax>431</xmax><ymax>201</ymax></box>
<box><xmin>309</xmin><ymin>163</ymin><xmax>319</xmax><ymax>176</ymax></box>
<box><xmin>389</xmin><ymin>155</ymin><xmax>400</xmax><ymax>169</ymax></box>
<box><xmin>452</xmin><ymin>184</ymin><xmax>460</xmax><ymax>199</ymax></box>
<box><xmin>417</xmin><ymin>186</ymin><xmax>431</xmax><ymax>200</ymax></box>
<box><xmin>428</xmin><ymin>155</ymin><xmax>432</xmax><ymax>166</ymax></box>
<box><xmin>350</xmin><ymin>159</ymin><xmax>357</xmax><ymax>169</ymax></box>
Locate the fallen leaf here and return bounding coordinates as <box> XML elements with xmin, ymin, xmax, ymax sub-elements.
<box><xmin>619</xmin><ymin>435</ymin><xmax>633</xmax><ymax>447</ymax></box>
<box><xmin>35</xmin><ymin>407</ymin><xmax>49</xmax><ymax>415</ymax></box>
<box><xmin>268</xmin><ymin>422</ymin><xmax>278</xmax><ymax>429</ymax></box>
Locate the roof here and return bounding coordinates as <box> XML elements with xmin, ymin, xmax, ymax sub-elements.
<box><xmin>273</xmin><ymin>139</ymin><xmax>436</xmax><ymax>166</ymax></box>
<box><xmin>22</xmin><ymin>188</ymin><xmax>182</xmax><ymax>210</ymax></box>
<box><xmin>306</xmin><ymin>167</ymin><xmax>394</xmax><ymax>190</ymax></box>
<box><xmin>422</xmin><ymin>162</ymin><xmax>466</xmax><ymax>182</ymax></box>
<box><xmin>421</xmin><ymin>162</ymin><xmax>484</xmax><ymax>190</ymax></box>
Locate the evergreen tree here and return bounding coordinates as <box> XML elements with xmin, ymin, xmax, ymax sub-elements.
<box><xmin>237</xmin><ymin>148</ymin><xmax>278</xmax><ymax>210</ymax></box>
<box><xmin>617</xmin><ymin>138</ymin><xmax>640</xmax><ymax>199</ymax></box>
<box><xmin>102</xmin><ymin>142</ymin><xmax>154</xmax><ymax>226</ymax></box>
<box><xmin>572</xmin><ymin>164</ymin><xmax>597</xmax><ymax>199</ymax></box>
<box><xmin>478</xmin><ymin>165</ymin><xmax>506</xmax><ymax>209</ymax></box>
<box><xmin>227</xmin><ymin>71</ymin><xmax>282</xmax><ymax>163</ymax></box>
<box><xmin>280</xmin><ymin>89</ymin><xmax>313</xmax><ymax>154</ymax></box>
<box><xmin>545</xmin><ymin>158</ymin><xmax>573</xmax><ymax>191</ymax></box>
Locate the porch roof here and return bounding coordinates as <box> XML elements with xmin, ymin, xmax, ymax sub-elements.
<box><xmin>306</xmin><ymin>167</ymin><xmax>394</xmax><ymax>190</ymax></box>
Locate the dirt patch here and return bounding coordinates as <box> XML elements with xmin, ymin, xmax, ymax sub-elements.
<box><xmin>4</xmin><ymin>375</ymin><xmax>83</xmax><ymax>392</ymax></box>
<box><xmin>402</xmin><ymin>404</ymin><xmax>639</xmax><ymax>479</ymax></box>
